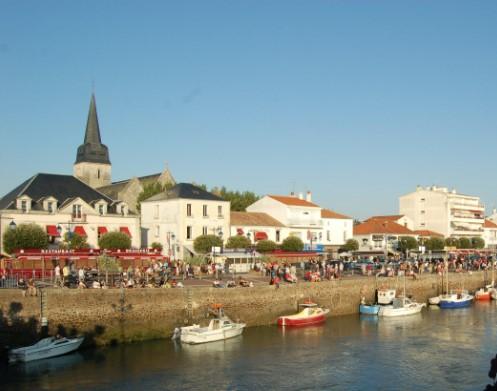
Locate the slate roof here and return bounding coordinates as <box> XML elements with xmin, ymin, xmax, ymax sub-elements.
<box><xmin>144</xmin><ymin>183</ymin><xmax>225</xmax><ymax>202</ymax></box>
<box><xmin>230</xmin><ymin>212</ymin><xmax>285</xmax><ymax>227</ymax></box>
<box><xmin>353</xmin><ymin>220</ymin><xmax>414</xmax><ymax>235</ymax></box>
<box><xmin>268</xmin><ymin>195</ymin><xmax>319</xmax><ymax>207</ymax></box>
<box><xmin>321</xmin><ymin>208</ymin><xmax>351</xmax><ymax>220</ymax></box>
<box><xmin>0</xmin><ymin>173</ymin><xmax>122</xmax><ymax>212</ymax></box>
<box><xmin>97</xmin><ymin>171</ymin><xmax>175</xmax><ymax>199</ymax></box>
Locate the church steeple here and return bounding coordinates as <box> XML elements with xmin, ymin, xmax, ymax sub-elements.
<box><xmin>74</xmin><ymin>94</ymin><xmax>112</xmax><ymax>188</ymax></box>
<box><xmin>75</xmin><ymin>94</ymin><xmax>110</xmax><ymax>165</ymax></box>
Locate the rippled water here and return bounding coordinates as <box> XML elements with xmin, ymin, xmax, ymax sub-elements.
<box><xmin>3</xmin><ymin>302</ymin><xmax>497</xmax><ymax>390</ymax></box>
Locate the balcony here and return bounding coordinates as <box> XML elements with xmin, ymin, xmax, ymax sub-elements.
<box><xmin>450</xmin><ymin>202</ymin><xmax>484</xmax><ymax>210</ymax></box>
<box><xmin>451</xmin><ymin>214</ymin><xmax>484</xmax><ymax>223</ymax></box>
<box><xmin>287</xmin><ymin>218</ymin><xmax>323</xmax><ymax>228</ymax></box>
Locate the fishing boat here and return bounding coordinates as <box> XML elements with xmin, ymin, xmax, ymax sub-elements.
<box><xmin>438</xmin><ymin>290</ymin><xmax>473</xmax><ymax>309</ymax></box>
<box><xmin>9</xmin><ymin>336</ymin><xmax>84</xmax><ymax>364</ymax></box>
<box><xmin>278</xmin><ymin>302</ymin><xmax>329</xmax><ymax>326</ymax></box>
<box><xmin>378</xmin><ymin>297</ymin><xmax>426</xmax><ymax>317</ymax></box>
<box><xmin>175</xmin><ymin>306</ymin><xmax>245</xmax><ymax>345</ymax></box>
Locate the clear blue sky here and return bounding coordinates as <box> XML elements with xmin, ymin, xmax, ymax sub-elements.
<box><xmin>1</xmin><ymin>1</ymin><xmax>497</xmax><ymax>219</ymax></box>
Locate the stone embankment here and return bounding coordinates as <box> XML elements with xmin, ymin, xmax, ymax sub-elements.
<box><xmin>0</xmin><ymin>272</ymin><xmax>487</xmax><ymax>346</ymax></box>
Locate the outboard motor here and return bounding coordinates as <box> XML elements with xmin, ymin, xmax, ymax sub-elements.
<box><xmin>171</xmin><ymin>328</ymin><xmax>181</xmax><ymax>341</ymax></box>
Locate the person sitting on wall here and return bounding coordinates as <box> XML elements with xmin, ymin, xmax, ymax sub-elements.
<box><xmin>18</xmin><ymin>278</ymin><xmax>28</xmax><ymax>296</ymax></box>
<box><xmin>26</xmin><ymin>279</ymin><xmax>37</xmax><ymax>296</ymax></box>
<box><xmin>92</xmin><ymin>280</ymin><xmax>101</xmax><ymax>289</ymax></box>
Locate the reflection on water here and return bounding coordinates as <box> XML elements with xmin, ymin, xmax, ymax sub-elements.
<box><xmin>3</xmin><ymin>304</ymin><xmax>497</xmax><ymax>390</ymax></box>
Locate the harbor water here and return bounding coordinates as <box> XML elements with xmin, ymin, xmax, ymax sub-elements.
<box><xmin>3</xmin><ymin>302</ymin><xmax>497</xmax><ymax>390</ymax></box>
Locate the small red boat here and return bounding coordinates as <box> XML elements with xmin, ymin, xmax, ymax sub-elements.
<box><xmin>277</xmin><ymin>302</ymin><xmax>329</xmax><ymax>327</ymax></box>
<box><xmin>475</xmin><ymin>287</ymin><xmax>494</xmax><ymax>301</ymax></box>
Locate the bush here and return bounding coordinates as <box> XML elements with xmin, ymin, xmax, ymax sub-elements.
<box><xmin>97</xmin><ymin>255</ymin><xmax>120</xmax><ymax>273</ymax></box>
<box><xmin>65</xmin><ymin>232</ymin><xmax>89</xmax><ymax>250</ymax></box>
<box><xmin>3</xmin><ymin>223</ymin><xmax>48</xmax><ymax>254</ymax></box>
<box><xmin>256</xmin><ymin>240</ymin><xmax>277</xmax><ymax>253</ymax></box>
<box><xmin>471</xmin><ymin>237</ymin><xmax>485</xmax><ymax>249</ymax></box>
<box><xmin>99</xmin><ymin>232</ymin><xmax>131</xmax><ymax>250</ymax></box>
<box><xmin>457</xmin><ymin>237</ymin><xmax>471</xmax><ymax>249</ymax></box>
<box><xmin>425</xmin><ymin>237</ymin><xmax>445</xmax><ymax>251</ymax></box>
<box><xmin>445</xmin><ymin>237</ymin><xmax>458</xmax><ymax>247</ymax></box>
<box><xmin>193</xmin><ymin>235</ymin><xmax>223</xmax><ymax>254</ymax></box>
<box><xmin>151</xmin><ymin>242</ymin><xmax>163</xmax><ymax>252</ymax></box>
<box><xmin>341</xmin><ymin>239</ymin><xmax>359</xmax><ymax>252</ymax></box>
<box><xmin>225</xmin><ymin>235</ymin><xmax>251</xmax><ymax>249</ymax></box>
<box><xmin>281</xmin><ymin>236</ymin><xmax>304</xmax><ymax>252</ymax></box>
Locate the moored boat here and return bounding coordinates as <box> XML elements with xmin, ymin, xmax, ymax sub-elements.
<box><xmin>359</xmin><ymin>304</ymin><xmax>380</xmax><ymax>315</ymax></box>
<box><xmin>378</xmin><ymin>297</ymin><xmax>426</xmax><ymax>317</ymax></box>
<box><xmin>438</xmin><ymin>291</ymin><xmax>473</xmax><ymax>309</ymax></box>
<box><xmin>278</xmin><ymin>302</ymin><xmax>329</xmax><ymax>326</ymax></box>
<box><xmin>475</xmin><ymin>288</ymin><xmax>492</xmax><ymax>301</ymax></box>
<box><xmin>9</xmin><ymin>336</ymin><xmax>84</xmax><ymax>364</ymax></box>
<box><xmin>377</xmin><ymin>289</ymin><xmax>396</xmax><ymax>305</ymax></box>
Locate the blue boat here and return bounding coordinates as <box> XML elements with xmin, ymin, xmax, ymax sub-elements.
<box><xmin>359</xmin><ymin>304</ymin><xmax>380</xmax><ymax>315</ymax></box>
<box><xmin>438</xmin><ymin>291</ymin><xmax>473</xmax><ymax>309</ymax></box>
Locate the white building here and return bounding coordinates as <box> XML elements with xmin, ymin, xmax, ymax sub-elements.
<box><xmin>140</xmin><ymin>183</ymin><xmax>230</xmax><ymax>260</ymax></box>
<box><xmin>321</xmin><ymin>209</ymin><xmax>353</xmax><ymax>250</ymax></box>
<box><xmin>353</xmin><ymin>219</ymin><xmax>416</xmax><ymax>255</ymax></box>
<box><xmin>399</xmin><ymin>186</ymin><xmax>484</xmax><ymax>238</ymax></box>
<box><xmin>483</xmin><ymin>219</ymin><xmax>497</xmax><ymax>249</ymax></box>
<box><xmin>0</xmin><ymin>173</ymin><xmax>139</xmax><ymax>253</ymax></box>
<box><xmin>230</xmin><ymin>212</ymin><xmax>285</xmax><ymax>244</ymax></box>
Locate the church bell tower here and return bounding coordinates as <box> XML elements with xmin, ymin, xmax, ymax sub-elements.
<box><xmin>73</xmin><ymin>94</ymin><xmax>112</xmax><ymax>188</ymax></box>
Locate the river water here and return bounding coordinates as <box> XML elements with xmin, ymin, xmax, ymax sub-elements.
<box><xmin>3</xmin><ymin>302</ymin><xmax>497</xmax><ymax>391</ymax></box>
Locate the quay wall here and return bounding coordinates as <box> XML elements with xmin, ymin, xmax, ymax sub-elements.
<box><xmin>0</xmin><ymin>272</ymin><xmax>488</xmax><ymax>346</ymax></box>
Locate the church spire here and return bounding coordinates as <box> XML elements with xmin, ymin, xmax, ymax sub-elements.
<box><xmin>84</xmin><ymin>94</ymin><xmax>102</xmax><ymax>144</ymax></box>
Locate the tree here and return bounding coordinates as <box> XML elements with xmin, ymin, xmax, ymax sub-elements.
<box><xmin>150</xmin><ymin>242</ymin><xmax>163</xmax><ymax>252</ymax></box>
<box><xmin>193</xmin><ymin>234</ymin><xmax>223</xmax><ymax>254</ymax></box>
<box><xmin>471</xmin><ymin>236</ymin><xmax>485</xmax><ymax>249</ymax></box>
<box><xmin>136</xmin><ymin>182</ymin><xmax>173</xmax><ymax>211</ymax></box>
<box><xmin>256</xmin><ymin>240</ymin><xmax>277</xmax><ymax>253</ymax></box>
<box><xmin>97</xmin><ymin>254</ymin><xmax>120</xmax><ymax>284</ymax></box>
<box><xmin>397</xmin><ymin>236</ymin><xmax>418</xmax><ymax>254</ymax></box>
<box><xmin>445</xmin><ymin>237</ymin><xmax>458</xmax><ymax>247</ymax></box>
<box><xmin>281</xmin><ymin>236</ymin><xmax>304</xmax><ymax>252</ymax></box>
<box><xmin>225</xmin><ymin>235</ymin><xmax>251</xmax><ymax>249</ymax></box>
<box><xmin>425</xmin><ymin>237</ymin><xmax>445</xmax><ymax>251</ymax></box>
<box><xmin>341</xmin><ymin>239</ymin><xmax>359</xmax><ymax>252</ymax></box>
<box><xmin>3</xmin><ymin>223</ymin><xmax>48</xmax><ymax>254</ymax></box>
<box><xmin>211</xmin><ymin>186</ymin><xmax>260</xmax><ymax>211</ymax></box>
<box><xmin>457</xmin><ymin>237</ymin><xmax>471</xmax><ymax>249</ymax></box>
<box><xmin>65</xmin><ymin>232</ymin><xmax>89</xmax><ymax>250</ymax></box>
<box><xmin>99</xmin><ymin>232</ymin><xmax>131</xmax><ymax>250</ymax></box>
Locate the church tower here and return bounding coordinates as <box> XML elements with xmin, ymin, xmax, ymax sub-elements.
<box><xmin>73</xmin><ymin>94</ymin><xmax>112</xmax><ymax>188</ymax></box>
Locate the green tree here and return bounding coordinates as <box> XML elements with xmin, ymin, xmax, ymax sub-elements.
<box><xmin>136</xmin><ymin>182</ymin><xmax>173</xmax><ymax>211</ymax></box>
<box><xmin>281</xmin><ymin>236</ymin><xmax>304</xmax><ymax>252</ymax></box>
<box><xmin>397</xmin><ymin>236</ymin><xmax>418</xmax><ymax>253</ymax></box>
<box><xmin>99</xmin><ymin>232</ymin><xmax>132</xmax><ymax>250</ymax></box>
<box><xmin>457</xmin><ymin>237</ymin><xmax>471</xmax><ymax>249</ymax></box>
<box><xmin>193</xmin><ymin>234</ymin><xmax>223</xmax><ymax>254</ymax></box>
<box><xmin>64</xmin><ymin>232</ymin><xmax>89</xmax><ymax>250</ymax></box>
<box><xmin>3</xmin><ymin>223</ymin><xmax>48</xmax><ymax>254</ymax></box>
<box><xmin>471</xmin><ymin>236</ymin><xmax>485</xmax><ymax>249</ymax></box>
<box><xmin>256</xmin><ymin>240</ymin><xmax>278</xmax><ymax>253</ymax></box>
<box><xmin>445</xmin><ymin>237</ymin><xmax>458</xmax><ymax>247</ymax></box>
<box><xmin>211</xmin><ymin>186</ymin><xmax>260</xmax><ymax>211</ymax></box>
<box><xmin>425</xmin><ymin>237</ymin><xmax>445</xmax><ymax>251</ymax></box>
<box><xmin>150</xmin><ymin>242</ymin><xmax>163</xmax><ymax>252</ymax></box>
<box><xmin>97</xmin><ymin>254</ymin><xmax>120</xmax><ymax>284</ymax></box>
<box><xmin>225</xmin><ymin>235</ymin><xmax>251</xmax><ymax>249</ymax></box>
<box><xmin>341</xmin><ymin>239</ymin><xmax>359</xmax><ymax>252</ymax></box>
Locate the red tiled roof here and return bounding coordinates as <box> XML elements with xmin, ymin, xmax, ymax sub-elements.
<box><xmin>484</xmin><ymin>219</ymin><xmax>497</xmax><ymax>229</ymax></box>
<box><xmin>268</xmin><ymin>195</ymin><xmax>319</xmax><ymax>207</ymax></box>
<box><xmin>365</xmin><ymin>215</ymin><xmax>404</xmax><ymax>222</ymax></box>
<box><xmin>413</xmin><ymin>229</ymin><xmax>444</xmax><ymax>237</ymax></box>
<box><xmin>321</xmin><ymin>208</ymin><xmax>351</xmax><ymax>219</ymax></box>
<box><xmin>353</xmin><ymin>220</ymin><xmax>414</xmax><ymax>235</ymax></box>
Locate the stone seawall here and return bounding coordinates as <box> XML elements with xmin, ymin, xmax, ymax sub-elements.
<box><xmin>0</xmin><ymin>271</ymin><xmax>488</xmax><ymax>346</ymax></box>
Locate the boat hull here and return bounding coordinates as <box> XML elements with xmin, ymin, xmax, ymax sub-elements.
<box><xmin>379</xmin><ymin>304</ymin><xmax>425</xmax><ymax>317</ymax></box>
<box><xmin>439</xmin><ymin>299</ymin><xmax>472</xmax><ymax>309</ymax></box>
<box><xmin>475</xmin><ymin>291</ymin><xmax>491</xmax><ymax>301</ymax></box>
<box><xmin>278</xmin><ymin>309</ymin><xmax>329</xmax><ymax>327</ymax></box>
<box><xmin>9</xmin><ymin>337</ymin><xmax>84</xmax><ymax>363</ymax></box>
<box><xmin>359</xmin><ymin>304</ymin><xmax>380</xmax><ymax>315</ymax></box>
<box><xmin>428</xmin><ymin>296</ymin><xmax>441</xmax><ymax>305</ymax></box>
<box><xmin>180</xmin><ymin>324</ymin><xmax>245</xmax><ymax>344</ymax></box>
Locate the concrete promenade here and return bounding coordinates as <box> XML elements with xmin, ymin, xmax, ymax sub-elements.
<box><xmin>0</xmin><ymin>271</ymin><xmax>489</xmax><ymax>347</ymax></box>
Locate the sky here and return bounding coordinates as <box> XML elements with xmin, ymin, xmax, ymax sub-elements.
<box><xmin>1</xmin><ymin>1</ymin><xmax>497</xmax><ymax>219</ymax></box>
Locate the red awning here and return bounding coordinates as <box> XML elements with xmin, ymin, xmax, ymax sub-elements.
<box><xmin>46</xmin><ymin>225</ymin><xmax>60</xmax><ymax>237</ymax></box>
<box><xmin>98</xmin><ymin>226</ymin><xmax>108</xmax><ymax>235</ymax></box>
<box><xmin>74</xmin><ymin>226</ymin><xmax>87</xmax><ymax>237</ymax></box>
<box><xmin>120</xmin><ymin>227</ymin><xmax>131</xmax><ymax>237</ymax></box>
<box><xmin>255</xmin><ymin>231</ymin><xmax>268</xmax><ymax>241</ymax></box>
<box><xmin>236</xmin><ymin>228</ymin><xmax>244</xmax><ymax>235</ymax></box>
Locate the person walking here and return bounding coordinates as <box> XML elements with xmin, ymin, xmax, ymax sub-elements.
<box><xmin>62</xmin><ymin>264</ymin><xmax>70</xmax><ymax>287</ymax></box>
<box><xmin>54</xmin><ymin>264</ymin><xmax>61</xmax><ymax>287</ymax></box>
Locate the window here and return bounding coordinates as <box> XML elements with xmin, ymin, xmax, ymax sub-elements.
<box><xmin>187</xmin><ymin>226</ymin><xmax>193</xmax><ymax>239</ymax></box>
<box><xmin>420</xmin><ymin>210</ymin><xmax>425</xmax><ymax>214</ymax></box>
<box><xmin>155</xmin><ymin>225</ymin><xmax>160</xmax><ymax>237</ymax></box>
<box><xmin>203</xmin><ymin>205</ymin><xmax>208</xmax><ymax>217</ymax></box>
<box><xmin>276</xmin><ymin>230</ymin><xmax>280</xmax><ymax>242</ymax></box>
<box><xmin>218</xmin><ymin>205</ymin><xmax>223</xmax><ymax>217</ymax></box>
<box><xmin>98</xmin><ymin>204</ymin><xmax>104</xmax><ymax>216</ymax></box>
<box><xmin>420</xmin><ymin>223</ymin><xmax>425</xmax><ymax>227</ymax></box>
<box><xmin>47</xmin><ymin>202</ymin><xmax>53</xmax><ymax>214</ymax></box>
<box><xmin>154</xmin><ymin>205</ymin><xmax>159</xmax><ymax>219</ymax></box>
<box><xmin>72</xmin><ymin>204</ymin><xmax>82</xmax><ymax>218</ymax></box>
<box><xmin>420</xmin><ymin>198</ymin><xmax>425</xmax><ymax>202</ymax></box>
<box><xmin>327</xmin><ymin>231</ymin><xmax>330</xmax><ymax>241</ymax></box>
<box><xmin>202</xmin><ymin>226</ymin><xmax>208</xmax><ymax>235</ymax></box>
<box><xmin>21</xmin><ymin>200</ymin><xmax>27</xmax><ymax>213</ymax></box>
<box><xmin>303</xmin><ymin>212</ymin><xmax>309</xmax><ymax>215</ymax></box>
<box><xmin>187</xmin><ymin>204</ymin><xmax>192</xmax><ymax>217</ymax></box>
<box><xmin>97</xmin><ymin>169</ymin><xmax>100</xmax><ymax>179</ymax></box>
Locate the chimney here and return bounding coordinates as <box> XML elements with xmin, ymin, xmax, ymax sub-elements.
<box><xmin>290</xmin><ymin>191</ymin><xmax>295</xmax><ymax>197</ymax></box>
<box><xmin>306</xmin><ymin>191</ymin><xmax>312</xmax><ymax>202</ymax></box>
<box><xmin>298</xmin><ymin>192</ymin><xmax>303</xmax><ymax>200</ymax></box>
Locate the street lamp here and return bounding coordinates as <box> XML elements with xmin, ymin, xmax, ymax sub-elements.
<box><xmin>9</xmin><ymin>220</ymin><xmax>16</xmax><ymax>230</ymax></box>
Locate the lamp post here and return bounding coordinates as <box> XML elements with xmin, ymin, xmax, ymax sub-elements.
<box><xmin>9</xmin><ymin>220</ymin><xmax>16</xmax><ymax>230</ymax></box>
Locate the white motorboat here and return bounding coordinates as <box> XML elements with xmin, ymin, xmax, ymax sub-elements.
<box><xmin>377</xmin><ymin>289</ymin><xmax>396</xmax><ymax>305</ymax></box>
<box><xmin>378</xmin><ymin>297</ymin><xmax>426</xmax><ymax>317</ymax></box>
<box><xmin>176</xmin><ymin>307</ymin><xmax>245</xmax><ymax>345</ymax></box>
<box><xmin>428</xmin><ymin>296</ymin><xmax>441</xmax><ymax>305</ymax></box>
<box><xmin>9</xmin><ymin>336</ymin><xmax>84</xmax><ymax>364</ymax></box>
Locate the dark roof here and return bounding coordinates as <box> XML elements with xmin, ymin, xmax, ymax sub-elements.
<box><xmin>0</xmin><ymin>173</ymin><xmax>120</xmax><ymax>212</ymax></box>
<box><xmin>144</xmin><ymin>183</ymin><xmax>225</xmax><ymax>202</ymax></box>
<box><xmin>97</xmin><ymin>173</ymin><xmax>163</xmax><ymax>199</ymax></box>
<box><xmin>75</xmin><ymin>94</ymin><xmax>111</xmax><ymax>164</ymax></box>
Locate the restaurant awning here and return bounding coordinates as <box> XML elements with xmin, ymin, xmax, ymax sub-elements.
<box><xmin>46</xmin><ymin>225</ymin><xmax>60</xmax><ymax>237</ymax></box>
<box><xmin>74</xmin><ymin>226</ymin><xmax>87</xmax><ymax>237</ymax></box>
<box><xmin>98</xmin><ymin>226</ymin><xmax>108</xmax><ymax>235</ymax></box>
<box><xmin>120</xmin><ymin>227</ymin><xmax>131</xmax><ymax>237</ymax></box>
<box><xmin>255</xmin><ymin>231</ymin><xmax>268</xmax><ymax>241</ymax></box>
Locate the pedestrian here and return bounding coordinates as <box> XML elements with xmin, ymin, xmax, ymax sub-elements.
<box><xmin>54</xmin><ymin>264</ymin><xmax>61</xmax><ymax>287</ymax></box>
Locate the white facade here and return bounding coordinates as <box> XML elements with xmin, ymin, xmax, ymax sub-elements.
<box><xmin>321</xmin><ymin>214</ymin><xmax>353</xmax><ymax>247</ymax></box>
<box><xmin>399</xmin><ymin>186</ymin><xmax>484</xmax><ymax>238</ymax></box>
<box><xmin>141</xmin><ymin>195</ymin><xmax>230</xmax><ymax>260</ymax></box>
<box><xmin>483</xmin><ymin>218</ymin><xmax>497</xmax><ymax>249</ymax></box>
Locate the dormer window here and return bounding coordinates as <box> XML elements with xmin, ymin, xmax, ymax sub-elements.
<box><xmin>99</xmin><ymin>204</ymin><xmax>104</xmax><ymax>215</ymax></box>
<box><xmin>73</xmin><ymin>204</ymin><xmax>82</xmax><ymax>219</ymax></box>
<box><xmin>47</xmin><ymin>202</ymin><xmax>53</xmax><ymax>213</ymax></box>
<box><xmin>21</xmin><ymin>200</ymin><xmax>27</xmax><ymax>213</ymax></box>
